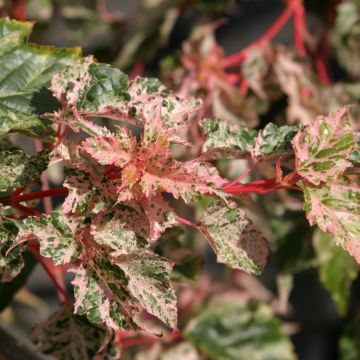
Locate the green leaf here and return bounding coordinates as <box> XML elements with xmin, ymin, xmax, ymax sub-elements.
<box><xmin>198</xmin><ymin>200</ymin><xmax>269</xmax><ymax>275</ymax></box>
<box><xmin>72</xmin><ymin>251</ymin><xmax>177</xmax><ymax>331</ymax></box>
<box><xmin>300</xmin><ymin>178</ymin><xmax>360</xmax><ymax>263</ymax></box>
<box><xmin>313</xmin><ymin>229</ymin><xmax>358</xmax><ymax>316</ymax></box>
<box><xmin>185</xmin><ymin>302</ymin><xmax>295</xmax><ymax>360</ymax></box>
<box><xmin>292</xmin><ymin>107</ymin><xmax>355</xmax><ymax>185</ymax></box>
<box><xmin>17</xmin><ymin>212</ymin><xmax>82</xmax><ymax>265</ymax></box>
<box><xmin>340</xmin><ymin>317</ymin><xmax>360</xmax><ymax>360</ymax></box>
<box><xmin>0</xmin><ymin>147</ymin><xmax>51</xmax><ymax>192</ymax></box>
<box><xmin>0</xmin><ymin>18</ymin><xmax>80</xmax><ymax>140</ymax></box>
<box><xmin>31</xmin><ymin>305</ymin><xmax>121</xmax><ymax>360</ymax></box>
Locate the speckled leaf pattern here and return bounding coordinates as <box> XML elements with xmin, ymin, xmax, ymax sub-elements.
<box><xmin>49</xmin><ymin>56</ymin><xmax>200</xmax><ymax>136</ymax></box>
<box><xmin>142</xmin><ymin>196</ymin><xmax>177</xmax><ymax>241</ymax></box>
<box><xmin>0</xmin><ymin>208</ymin><xmax>24</xmax><ymax>282</ymax></box>
<box><xmin>82</xmin><ymin>128</ymin><xmax>136</xmax><ymax>167</ymax></box>
<box><xmin>292</xmin><ymin>108</ymin><xmax>355</xmax><ymax>185</ymax></box>
<box><xmin>200</xmin><ymin>118</ymin><xmax>257</xmax><ymax>159</ymax></box>
<box><xmin>63</xmin><ymin>170</ymin><xmax>97</xmax><ymax>214</ymax></box>
<box><xmin>91</xmin><ymin>207</ymin><xmax>150</xmax><ymax>254</ymax></box>
<box><xmin>72</xmin><ymin>251</ymin><xmax>177</xmax><ymax>331</ymax></box>
<box><xmin>198</xmin><ymin>201</ymin><xmax>269</xmax><ymax>275</ymax></box>
<box><xmin>0</xmin><ymin>18</ymin><xmax>80</xmax><ymax>140</ymax></box>
<box><xmin>185</xmin><ymin>302</ymin><xmax>295</xmax><ymax>360</ymax></box>
<box><xmin>251</xmin><ymin>123</ymin><xmax>298</xmax><ymax>158</ymax></box>
<box><xmin>31</xmin><ymin>305</ymin><xmax>121</xmax><ymax>360</ymax></box>
<box><xmin>313</xmin><ymin>229</ymin><xmax>358</xmax><ymax>316</ymax></box>
<box><xmin>116</xmin><ymin>251</ymin><xmax>177</xmax><ymax>329</ymax></box>
<box><xmin>17</xmin><ymin>212</ymin><xmax>82</xmax><ymax>265</ymax></box>
<box><xmin>140</xmin><ymin>160</ymin><xmax>226</xmax><ymax>204</ymax></box>
<box><xmin>300</xmin><ymin>179</ymin><xmax>360</xmax><ymax>263</ymax></box>
<box><xmin>71</xmin><ymin>263</ymin><xmax>129</xmax><ymax>330</ymax></box>
<box><xmin>0</xmin><ymin>148</ymin><xmax>51</xmax><ymax>191</ymax></box>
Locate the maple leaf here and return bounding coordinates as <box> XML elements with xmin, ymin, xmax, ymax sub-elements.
<box><xmin>185</xmin><ymin>302</ymin><xmax>295</xmax><ymax>360</ymax></box>
<box><xmin>16</xmin><ymin>212</ymin><xmax>82</xmax><ymax>265</ymax></box>
<box><xmin>31</xmin><ymin>305</ymin><xmax>121</xmax><ymax>360</ymax></box>
<box><xmin>48</xmin><ymin>57</ymin><xmax>201</xmax><ymax>136</ymax></box>
<box><xmin>0</xmin><ymin>147</ymin><xmax>51</xmax><ymax>192</ymax></box>
<box><xmin>0</xmin><ymin>18</ymin><xmax>80</xmax><ymax>141</ymax></box>
<box><xmin>300</xmin><ymin>178</ymin><xmax>360</xmax><ymax>263</ymax></box>
<box><xmin>82</xmin><ymin>127</ymin><xmax>136</xmax><ymax>167</ymax></box>
<box><xmin>0</xmin><ymin>207</ymin><xmax>25</xmax><ymax>282</ymax></box>
<box><xmin>292</xmin><ymin>107</ymin><xmax>355</xmax><ymax>185</ymax></box>
<box><xmin>198</xmin><ymin>201</ymin><xmax>269</xmax><ymax>275</ymax></box>
<box><xmin>251</xmin><ymin>123</ymin><xmax>298</xmax><ymax>158</ymax></box>
<box><xmin>90</xmin><ymin>206</ymin><xmax>150</xmax><ymax>254</ymax></box>
<box><xmin>71</xmin><ymin>251</ymin><xmax>177</xmax><ymax>331</ymax></box>
<box><xmin>273</xmin><ymin>46</ymin><xmax>320</xmax><ymax>125</ymax></box>
<box><xmin>63</xmin><ymin>169</ymin><xmax>106</xmax><ymax>214</ymax></box>
<box><xmin>200</xmin><ymin>118</ymin><xmax>257</xmax><ymax>160</ymax></box>
<box><xmin>331</xmin><ymin>1</ymin><xmax>360</xmax><ymax>77</ymax></box>
<box><xmin>140</xmin><ymin>160</ymin><xmax>226</xmax><ymax>204</ymax></box>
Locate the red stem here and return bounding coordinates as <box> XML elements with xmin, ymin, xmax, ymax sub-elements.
<box><xmin>222</xmin><ymin>3</ymin><xmax>294</xmax><ymax>68</ymax></box>
<box><xmin>293</xmin><ymin>1</ymin><xmax>306</xmax><ymax>55</ymax></box>
<box><xmin>49</xmin><ymin>127</ymin><xmax>71</xmax><ymax>149</ymax></box>
<box><xmin>121</xmin><ymin>331</ymin><xmax>182</xmax><ymax>349</ymax></box>
<box><xmin>175</xmin><ymin>215</ymin><xmax>197</xmax><ymax>228</ymax></box>
<box><xmin>223</xmin><ymin>162</ymin><xmax>256</xmax><ymax>189</ymax></box>
<box><xmin>13</xmin><ymin>187</ymin><xmax>68</xmax><ymax>203</ymax></box>
<box><xmin>11</xmin><ymin>0</ymin><xmax>26</xmax><ymax>21</ymax></box>
<box><xmin>28</xmin><ymin>245</ymin><xmax>70</xmax><ymax>303</ymax></box>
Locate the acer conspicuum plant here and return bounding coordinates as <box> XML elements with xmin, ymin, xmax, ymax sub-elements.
<box><xmin>0</xmin><ymin>4</ymin><xmax>359</xmax><ymax>359</ymax></box>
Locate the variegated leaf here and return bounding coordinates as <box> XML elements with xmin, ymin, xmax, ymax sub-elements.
<box><xmin>0</xmin><ymin>209</ymin><xmax>24</xmax><ymax>282</ymax></box>
<box><xmin>91</xmin><ymin>206</ymin><xmax>150</xmax><ymax>254</ymax></box>
<box><xmin>185</xmin><ymin>302</ymin><xmax>295</xmax><ymax>360</ymax></box>
<box><xmin>72</xmin><ymin>251</ymin><xmax>177</xmax><ymax>331</ymax></box>
<box><xmin>31</xmin><ymin>305</ymin><xmax>120</xmax><ymax>360</ymax></box>
<box><xmin>49</xmin><ymin>57</ymin><xmax>200</xmax><ymax>137</ymax></box>
<box><xmin>292</xmin><ymin>108</ymin><xmax>355</xmax><ymax>185</ymax></box>
<box><xmin>17</xmin><ymin>212</ymin><xmax>82</xmax><ymax>265</ymax></box>
<box><xmin>300</xmin><ymin>178</ymin><xmax>360</xmax><ymax>263</ymax></box>
<box><xmin>0</xmin><ymin>148</ymin><xmax>51</xmax><ymax>192</ymax></box>
<box><xmin>142</xmin><ymin>196</ymin><xmax>178</xmax><ymax>242</ymax></box>
<box><xmin>71</xmin><ymin>263</ymin><xmax>129</xmax><ymax>330</ymax></box>
<box><xmin>251</xmin><ymin>123</ymin><xmax>298</xmax><ymax>158</ymax></box>
<box><xmin>82</xmin><ymin>127</ymin><xmax>136</xmax><ymax>167</ymax></box>
<box><xmin>198</xmin><ymin>201</ymin><xmax>269</xmax><ymax>275</ymax></box>
<box><xmin>140</xmin><ymin>160</ymin><xmax>226</xmax><ymax>204</ymax></box>
<box><xmin>200</xmin><ymin>118</ymin><xmax>257</xmax><ymax>160</ymax></box>
<box><xmin>63</xmin><ymin>170</ymin><xmax>97</xmax><ymax>214</ymax></box>
<box><xmin>116</xmin><ymin>251</ymin><xmax>177</xmax><ymax>329</ymax></box>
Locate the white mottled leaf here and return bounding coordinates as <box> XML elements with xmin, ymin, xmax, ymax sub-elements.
<box><xmin>198</xmin><ymin>201</ymin><xmax>269</xmax><ymax>275</ymax></box>
<box><xmin>31</xmin><ymin>305</ymin><xmax>120</xmax><ymax>360</ymax></box>
<box><xmin>17</xmin><ymin>212</ymin><xmax>82</xmax><ymax>265</ymax></box>
<box><xmin>300</xmin><ymin>178</ymin><xmax>360</xmax><ymax>263</ymax></box>
<box><xmin>292</xmin><ymin>107</ymin><xmax>355</xmax><ymax>185</ymax></box>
